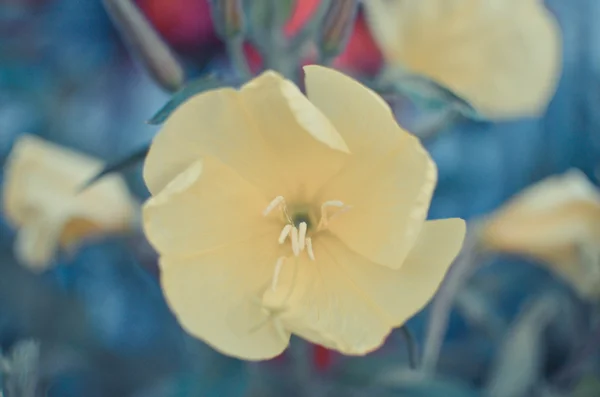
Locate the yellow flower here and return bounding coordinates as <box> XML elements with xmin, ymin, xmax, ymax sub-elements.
<box><xmin>3</xmin><ymin>134</ymin><xmax>138</xmax><ymax>270</ymax></box>
<box><xmin>481</xmin><ymin>170</ymin><xmax>600</xmax><ymax>300</ymax></box>
<box><xmin>142</xmin><ymin>66</ymin><xmax>466</xmax><ymax>360</ymax></box>
<box><xmin>363</xmin><ymin>0</ymin><xmax>561</xmax><ymax>118</ymax></box>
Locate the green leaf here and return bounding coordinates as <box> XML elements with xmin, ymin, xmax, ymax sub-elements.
<box><xmin>79</xmin><ymin>145</ymin><xmax>149</xmax><ymax>191</ymax></box>
<box><xmin>382</xmin><ymin>67</ymin><xmax>486</xmax><ymax>121</ymax></box>
<box><xmin>147</xmin><ymin>75</ymin><xmax>226</xmax><ymax>125</ymax></box>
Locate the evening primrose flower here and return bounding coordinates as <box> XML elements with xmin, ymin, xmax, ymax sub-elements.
<box><xmin>481</xmin><ymin>170</ymin><xmax>600</xmax><ymax>300</ymax></box>
<box><xmin>142</xmin><ymin>65</ymin><xmax>466</xmax><ymax>360</ymax></box>
<box><xmin>3</xmin><ymin>134</ymin><xmax>137</xmax><ymax>270</ymax></box>
<box><xmin>364</xmin><ymin>0</ymin><xmax>561</xmax><ymax>118</ymax></box>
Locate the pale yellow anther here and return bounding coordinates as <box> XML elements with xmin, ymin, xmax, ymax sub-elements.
<box><xmin>318</xmin><ymin>199</ymin><xmax>351</xmax><ymax>230</ymax></box>
<box><xmin>278</xmin><ymin>224</ymin><xmax>293</xmax><ymax>244</ymax></box>
<box><xmin>321</xmin><ymin>200</ymin><xmax>345</xmax><ymax>212</ymax></box>
<box><xmin>298</xmin><ymin>222</ymin><xmax>307</xmax><ymax>251</ymax></box>
<box><xmin>291</xmin><ymin>226</ymin><xmax>300</xmax><ymax>256</ymax></box>
<box><xmin>306</xmin><ymin>237</ymin><xmax>315</xmax><ymax>261</ymax></box>
<box><xmin>263</xmin><ymin>196</ymin><xmax>285</xmax><ymax>216</ymax></box>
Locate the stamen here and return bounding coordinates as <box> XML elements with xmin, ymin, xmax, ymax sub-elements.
<box><xmin>298</xmin><ymin>222</ymin><xmax>307</xmax><ymax>251</ymax></box>
<box><xmin>271</xmin><ymin>256</ymin><xmax>286</xmax><ymax>291</ymax></box>
<box><xmin>306</xmin><ymin>237</ymin><xmax>315</xmax><ymax>260</ymax></box>
<box><xmin>318</xmin><ymin>200</ymin><xmax>351</xmax><ymax>230</ymax></box>
<box><xmin>291</xmin><ymin>227</ymin><xmax>300</xmax><ymax>256</ymax></box>
<box><xmin>263</xmin><ymin>196</ymin><xmax>285</xmax><ymax>216</ymax></box>
<box><xmin>278</xmin><ymin>224</ymin><xmax>293</xmax><ymax>244</ymax></box>
<box><xmin>322</xmin><ymin>200</ymin><xmax>345</xmax><ymax>211</ymax></box>
<box><xmin>328</xmin><ymin>205</ymin><xmax>352</xmax><ymax>222</ymax></box>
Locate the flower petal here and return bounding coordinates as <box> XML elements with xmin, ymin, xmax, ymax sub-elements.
<box><xmin>143</xmin><ymin>157</ymin><xmax>278</xmax><ymax>258</ymax></box>
<box><xmin>364</xmin><ymin>0</ymin><xmax>561</xmax><ymax>117</ymax></box>
<box><xmin>239</xmin><ymin>71</ymin><xmax>349</xmax><ymax>199</ymax></box>
<box><xmin>262</xmin><ymin>251</ymin><xmax>392</xmax><ymax>355</ymax></box>
<box><xmin>14</xmin><ymin>216</ymin><xmax>65</xmax><ymax>271</ymax></box>
<box><xmin>320</xmin><ymin>219</ymin><xmax>466</xmax><ymax>326</ymax></box>
<box><xmin>304</xmin><ymin>65</ymin><xmax>403</xmax><ymax>156</ymax></box>
<box><xmin>143</xmin><ymin>87</ymin><xmax>286</xmax><ymax>197</ymax></box>
<box><xmin>4</xmin><ymin>134</ymin><xmax>102</xmax><ymax>226</ymax></box>
<box><xmin>318</xmin><ymin>137</ymin><xmax>437</xmax><ymax>269</ymax></box>
<box><xmin>3</xmin><ymin>134</ymin><xmax>136</xmax><ymax>268</ymax></box>
<box><xmin>160</xmin><ymin>234</ymin><xmax>290</xmax><ymax>360</ymax></box>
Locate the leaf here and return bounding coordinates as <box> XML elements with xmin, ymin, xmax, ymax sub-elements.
<box><xmin>382</xmin><ymin>67</ymin><xmax>485</xmax><ymax>121</ymax></box>
<box><xmin>147</xmin><ymin>75</ymin><xmax>227</xmax><ymax>125</ymax></box>
<box><xmin>79</xmin><ymin>145</ymin><xmax>150</xmax><ymax>191</ymax></box>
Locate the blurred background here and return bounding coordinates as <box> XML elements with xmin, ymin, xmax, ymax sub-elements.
<box><xmin>0</xmin><ymin>0</ymin><xmax>599</xmax><ymax>396</ymax></box>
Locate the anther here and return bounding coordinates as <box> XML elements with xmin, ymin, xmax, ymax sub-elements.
<box><xmin>298</xmin><ymin>222</ymin><xmax>307</xmax><ymax>251</ymax></box>
<box><xmin>271</xmin><ymin>256</ymin><xmax>286</xmax><ymax>291</ymax></box>
<box><xmin>306</xmin><ymin>237</ymin><xmax>315</xmax><ymax>261</ymax></box>
<box><xmin>278</xmin><ymin>224</ymin><xmax>293</xmax><ymax>244</ymax></box>
<box><xmin>322</xmin><ymin>200</ymin><xmax>345</xmax><ymax>210</ymax></box>
<box><xmin>318</xmin><ymin>200</ymin><xmax>351</xmax><ymax>230</ymax></box>
<box><xmin>263</xmin><ymin>196</ymin><xmax>285</xmax><ymax>216</ymax></box>
<box><xmin>328</xmin><ymin>205</ymin><xmax>352</xmax><ymax>222</ymax></box>
<box><xmin>291</xmin><ymin>227</ymin><xmax>300</xmax><ymax>256</ymax></box>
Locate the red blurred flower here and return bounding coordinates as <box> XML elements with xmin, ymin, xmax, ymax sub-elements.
<box><xmin>333</xmin><ymin>11</ymin><xmax>382</xmax><ymax>75</ymax></box>
<box><xmin>137</xmin><ymin>0</ymin><xmax>218</xmax><ymax>50</ymax></box>
<box><xmin>138</xmin><ymin>0</ymin><xmax>382</xmax><ymax>74</ymax></box>
<box><xmin>313</xmin><ymin>344</ymin><xmax>335</xmax><ymax>372</ymax></box>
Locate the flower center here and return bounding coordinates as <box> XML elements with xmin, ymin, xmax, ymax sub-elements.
<box><xmin>262</xmin><ymin>195</ymin><xmax>351</xmax><ymax>262</ymax></box>
<box><xmin>292</xmin><ymin>212</ymin><xmax>312</xmax><ymax>229</ymax></box>
<box><xmin>261</xmin><ymin>195</ymin><xmax>352</xmax><ymax>304</ymax></box>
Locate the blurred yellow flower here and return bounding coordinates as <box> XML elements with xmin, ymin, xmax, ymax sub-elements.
<box><xmin>3</xmin><ymin>134</ymin><xmax>138</xmax><ymax>270</ymax></box>
<box><xmin>481</xmin><ymin>170</ymin><xmax>600</xmax><ymax>300</ymax></box>
<box><xmin>142</xmin><ymin>65</ymin><xmax>465</xmax><ymax>360</ymax></box>
<box><xmin>364</xmin><ymin>0</ymin><xmax>561</xmax><ymax>118</ymax></box>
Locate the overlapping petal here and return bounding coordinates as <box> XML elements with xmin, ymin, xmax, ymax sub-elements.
<box><xmin>143</xmin><ymin>157</ymin><xmax>280</xmax><ymax>258</ymax></box>
<box><xmin>143</xmin><ymin>87</ymin><xmax>284</xmax><ymax>197</ymax></box>
<box><xmin>304</xmin><ymin>65</ymin><xmax>402</xmax><ymax>157</ymax></box>
<box><xmin>321</xmin><ymin>219</ymin><xmax>466</xmax><ymax>326</ymax></box>
<box><xmin>262</xmin><ymin>251</ymin><xmax>392</xmax><ymax>355</ymax></box>
<box><xmin>317</xmin><ymin>136</ymin><xmax>437</xmax><ymax>269</ymax></box>
<box><xmin>144</xmin><ymin>71</ymin><xmax>350</xmax><ymax>200</ymax></box>
<box><xmin>160</xmin><ymin>234</ymin><xmax>289</xmax><ymax>360</ymax></box>
<box><xmin>239</xmin><ymin>71</ymin><xmax>350</xmax><ymax>199</ymax></box>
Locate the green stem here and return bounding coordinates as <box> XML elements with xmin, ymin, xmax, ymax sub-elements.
<box><xmin>399</xmin><ymin>325</ymin><xmax>419</xmax><ymax>370</ymax></box>
<box><xmin>227</xmin><ymin>36</ymin><xmax>253</xmax><ymax>82</ymax></box>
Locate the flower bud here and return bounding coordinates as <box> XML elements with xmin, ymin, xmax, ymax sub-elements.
<box><xmin>317</xmin><ymin>0</ymin><xmax>359</xmax><ymax>60</ymax></box>
<box><xmin>103</xmin><ymin>0</ymin><xmax>184</xmax><ymax>92</ymax></box>
<box><xmin>208</xmin><ymin>0</ymin><xmax>245</xmax><ymax>39</ymax></box>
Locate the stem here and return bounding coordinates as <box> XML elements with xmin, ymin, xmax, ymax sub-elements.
<box><xmin>399</xmin><ymin>325</ymin><xmax>419</xmax><ymax>370</ymax></box>
<box><xmin>226</xmin><ymin>36</ymin><xmax>253</xmax><ymax>82</ymax></box>
<box><xmin>412</xmin><ymin>108</ymin><xmax>459</xmax><ymax>142</ymax></box>
<box><xmin>287</xmin><ymin>0</ymin><xmax>332</xmax><ymax>52</ymax></box>
<box><xmin>289</xmin><ymin>338</ymin><xmax>312</xmax><ymax>393</ymax></box>
<box><xmin>551</xmin><ymin>314</ymin><xmax>600</xmax><ymax>387</ymax></box>
<box><xmin>420</xmin><ymin>229</ymin><xmax>483</xmax><ymax>374</ymax></box>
